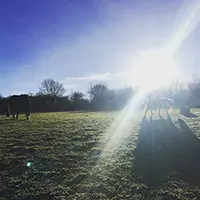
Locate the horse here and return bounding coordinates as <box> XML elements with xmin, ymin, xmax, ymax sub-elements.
<box><xmin>6</xmin><ymin>94</ymin><xmax>31</xmax><ymax>120</ymax></box>
<box><xmin>144</xmin><ymin>96</ymin><xmax>173</xmax><ymax>116</ymax></box>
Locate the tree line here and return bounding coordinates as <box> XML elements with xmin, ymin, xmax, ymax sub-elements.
<box><xmin>1</xmin><ymin>77</ymin><xmax>200</xmax><ymax>113</ymax></box>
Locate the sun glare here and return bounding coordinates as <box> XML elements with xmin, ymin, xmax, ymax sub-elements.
<box><xmin>132</xmin><ymin>49</ymin><xmax>178</xmax><ymax>92</ymax></box>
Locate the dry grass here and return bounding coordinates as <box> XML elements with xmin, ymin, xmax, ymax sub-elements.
<box><xmin>0</xmin><ymin>110</ymin><xmax>200</xmax><ymax>199</ymax></box>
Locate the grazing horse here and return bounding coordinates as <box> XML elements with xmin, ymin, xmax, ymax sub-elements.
<box><xmin>144</xmin><ymin>96</ymin><xmax>173</xmax><ymax>116</ymax></box>
<box><xmin>6</xmin><ymin>95</ymin><xmax>31</xmax><ymax>120</ymax></box>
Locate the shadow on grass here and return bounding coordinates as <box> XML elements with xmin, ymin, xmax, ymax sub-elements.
<box><xmin>0</xmin><ymin>118</ymin><xmax>29</xmax><ymax>124</ymax></box>
<box><xmin>134</xmin><ymin>115</ymin><xmax>200</xmax><ymax>187</ymax></box>
<box><xmin>180</xmin><ymin>112</ymin><xmax>199</xmax><ymax>118</ymax></box>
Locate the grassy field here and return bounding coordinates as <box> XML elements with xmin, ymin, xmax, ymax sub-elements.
<box><xmin>1</xmin><ymin>110</ymin><xmax>200</xmax><ymax>199</ymax></box>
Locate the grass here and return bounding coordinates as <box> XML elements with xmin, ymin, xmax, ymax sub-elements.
<box><xmin>1</xmin><ymin>110</ymin><xmax>200</xmax><ymax>199</ymax></box>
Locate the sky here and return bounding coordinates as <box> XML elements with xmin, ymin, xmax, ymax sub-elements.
<box><xmin>0</xmin><ymin>0</ymin><xmax>200</xmax><ymax>96</ymax></box>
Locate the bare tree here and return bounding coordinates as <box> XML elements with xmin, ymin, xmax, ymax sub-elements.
<box><xmin>70</xmin><ymin>92</ymin><xmax>85</xmax><ymax>102</ymax></box>
<box><xmin>87</xmin><ymin>82</ymin><xmax>109</xmax><ymax>110</ymax></box>
<box><xmin>162</xmin><ymin>80</ymin><xmax>183</xmax><ymax>98</ymax></box>
<box><xmin>39</xmin><ymin>78</ymin><xmax>66</xmax><ymax>97</ymax></box>
<box><xmin>88</xmin><ymin>82</ymin><xmax>108</xmax><ymax>101</ymax></box>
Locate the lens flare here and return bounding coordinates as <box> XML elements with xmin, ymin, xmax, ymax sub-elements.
<box><xmin>168</xmin><ymin>0</ymin><xmax>200</xmax><ymax>53</ymax></box>
<box><xmin>132</xmin><ymin>49</ymin><xmax>178</xmax><ymax>91</ymax></box>
<box><xmin>98</xmin><ymin>89</ymin><xmax>146</xmax><ymax>159</ymax></box>
<box><xmin>26</xmin><ymin>162</ymin><xmax>32</xmax><ymax>167</ymax></box>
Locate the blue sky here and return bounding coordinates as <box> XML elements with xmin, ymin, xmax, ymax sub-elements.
<box><xmin>0</xmin><ymin>0</ymin><xmax>200</xmax><ymax>96</ymax></box>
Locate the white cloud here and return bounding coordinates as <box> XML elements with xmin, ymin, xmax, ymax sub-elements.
<box><xmin>59</xmin><ymin>71</ymin><xmax>131</xmax><ymax>93</ymax></box>
<box><xmin>65</xmin><ymin>72</ymin><xmax>112</xmax><ymax>81</ymax></box>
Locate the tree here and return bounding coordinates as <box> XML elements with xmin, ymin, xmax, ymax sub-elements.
<box><xmin>39</xmin><ymin>78</ymin><xmax>66</xmax><ymax>97</ymax></box>
<box><xmin>88</xmin><ymin>83</ymin><xmax>108</xmax><ymax>110</ymax></box>
<box><xmin>187</xmin><ymin>78</ymin><xmax>200</xmax><ymax>96</ymax></box>
<box><xmin>70</xmin><ymin>92</ymin><xmax>88</xmax><ymax>110</ymax></box>
<box><xmin>187</xmin><ymin>78</ymin><xmax>200</xmax><ymax>107</ymax></box>
<box><xmin>162</xmin><ymin>81</ymin><xmax>183</xmax><ymax>99</ymax></box>
<box><xmin>88</xmin><ymin>83</ymin><xmax>108</xmax><ymax>100</ymax></box>
<box><xmin>70</xmin><ymin>92</ymin><xmax>85</xmax><ymax>102</ymax></box>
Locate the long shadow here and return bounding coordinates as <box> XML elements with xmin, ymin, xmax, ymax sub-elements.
<box><xmin>134</xmin><ymin>115</ymin><xmax>200</xmax><ymax>186</ymax></box>
<box><xmin>180</xmin><ymin>112</ymin><xmax>199</xmax><ymax>118</ymax></box>
<box><xmin>0</xmin><ymin>115</ymin><xmax>29</xmax><ymax>123</ymax></box>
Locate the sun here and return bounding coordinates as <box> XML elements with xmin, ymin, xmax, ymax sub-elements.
<box><xmin>132</xmin><ymin>49</ymin><xmax>178</xmax><ymax>91</ymax></box>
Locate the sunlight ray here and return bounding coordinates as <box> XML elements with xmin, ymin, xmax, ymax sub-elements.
<box><xmin>97</xmin><ymin>0</ymin><xmax>200</xmax><ymax>164</ymax></box>
<box><xmin>167</xmin><ymin>0</ymin><xmax>200</xmax><ymax>53</ymax></box>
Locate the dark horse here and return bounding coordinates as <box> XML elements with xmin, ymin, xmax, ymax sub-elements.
<box><xmin>5</xmin><ymin>95</ymin><xmax>31</xmax><ymax>120</ymax></box>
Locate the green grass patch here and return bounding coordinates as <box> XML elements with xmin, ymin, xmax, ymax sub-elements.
<box><xmin>1</xmin><ymin>110</ymin><xmax>200</xmax><ymax>199</ymax></box>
